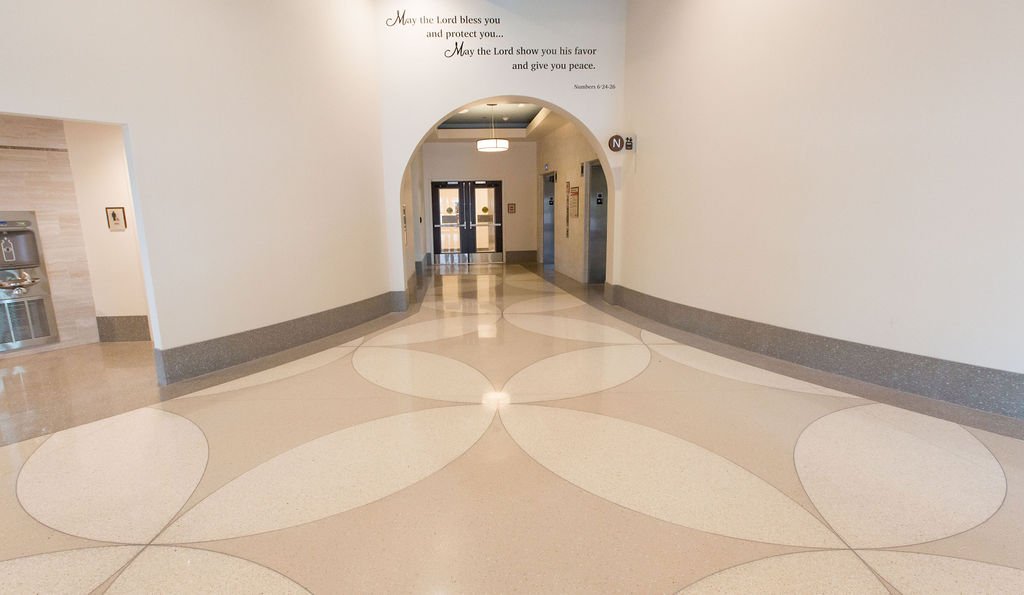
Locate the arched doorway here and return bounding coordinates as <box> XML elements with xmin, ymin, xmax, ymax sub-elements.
<box><xmin>396</xmin><ymin>95</ymin><xmax>617</xmax><ymax>291</ymax></box>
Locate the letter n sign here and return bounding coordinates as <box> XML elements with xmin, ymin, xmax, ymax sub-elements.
<box><xmin>608</xmin><ymin>135</ymin><xmax>625</xmax><ymax>152</ymax></box>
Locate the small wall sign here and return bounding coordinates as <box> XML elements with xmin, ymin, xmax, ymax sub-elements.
<box><xmin>565</xmin><ymin>182</ymin><xmax>571</xmax><ymax>237</ymax></box>
<box><xmin>507</xmin><ymin>203</ymin><xmax>516</xmax><ymax>214</ymax></box>
<box><xmin>401</xmin><ymin>205</ymin><xmax>408</xmax><ymax>245</ymax></box>
<box><xmin>608</xmin><ymin>135</ymin><xmax>625</xmax><ymax>152</ymax></box>
<box><xmin>105</xmin><ymin>207</ymin><xmax>127</xmax><ymax>232</ymax></box>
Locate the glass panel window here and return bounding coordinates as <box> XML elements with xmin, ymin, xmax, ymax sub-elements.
<box><xmin>438</xmin><ymin>188</ymin><xmax>461</xmax><ymax>253</ymax></box>
<box><xmin>474</xmin><ymin>187</ymin><xmax>497</xmax><ymax>253</ymax></box>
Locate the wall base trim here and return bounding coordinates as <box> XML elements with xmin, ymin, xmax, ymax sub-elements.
<box><xmin>97</xmin><ymin>316</ymin><xmax>151</xmax><ymax>342</ymax></box>
<box><xmin>607</xmin><ymin>284</ymin><xmax>1024</xmax><ymax>419</ymax></box>
<box><xmin>505</xmin><ymin>250</ymin><xmax>538</xmax><ymax>264</ymax></box>
<box><xmin>154</xmin><ymin>291</ymin><xmax>402</xmax><ymax>385</ymax></box>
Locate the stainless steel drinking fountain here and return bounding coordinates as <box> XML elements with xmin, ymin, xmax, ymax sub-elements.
<box><xmin>0</xmin><ymin>212</ymin><xmax>59</xmax><ymax>352</ymax></box>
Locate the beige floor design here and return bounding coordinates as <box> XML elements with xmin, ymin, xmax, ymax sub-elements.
<box><xmin>1</xmin><ymin>266</ymin><xmax>1023</xmax><ymax>593</ymax></box>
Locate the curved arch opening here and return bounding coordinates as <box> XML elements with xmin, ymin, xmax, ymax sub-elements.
<box><xmin>396</xmin><ymin>95</ymin><xmax>616</xmax><ymax>293</ymax></box>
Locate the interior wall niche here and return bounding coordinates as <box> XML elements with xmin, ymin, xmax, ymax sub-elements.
<box><xmin>0</xmin><ymin>115</ymin><xmax>99</xmax><ymax>354</ymax></box>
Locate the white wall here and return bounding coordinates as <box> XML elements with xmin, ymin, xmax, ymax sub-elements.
<box><xmin>64</xmin><ymin>121</ymin><xmax>149</xmax><ymax>319</ymax></box>
<box><xmin>408</xmin><ymin>150</ymin><xmax>426</xmax><ymax>263</ymax></box>
<box><xmin>536</xmin><ymin>123</ymin><xmax>599</xmax><ymax>282</ymax></box>
<box><xmin>399</xmin><ymin>158</ymin><xmax>414</xmax><ymax>281</ymax></box>
<box><xmin>375</xmin><ymin>0</ymin><xmax>627</xmax><ymax>289</ymax></box>
<box><xmin>0</xmin><ymin>0</ymin><xmax>390</xmax><ymax>350</ymax></box>
<box><xmin>622</xmin><ymin>0</ymin><xmax>1024</xmax><ymax>373</ymax></box>
<box><xmin>420</xmin><ymin>142</ymin><xmax>538</xmax><ymax>257</ymax></box>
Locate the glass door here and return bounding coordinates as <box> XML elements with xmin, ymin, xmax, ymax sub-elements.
<box><xmin>432</xmin><ymin>181</ymin><xmax>503</xmax><ymax>263</ymax></box>
<box><xmin>435</xmin><ymin>184</ymin><xmax>462</xmax><ymax>254</ymax></box>
<box><xmin>471</xmin><ymin>182</ymin><xmax>501</xmax><ymax>254</ymax></box>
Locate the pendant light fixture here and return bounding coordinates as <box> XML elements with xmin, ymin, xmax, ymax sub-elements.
<box><xmin>477</xmin><ymin>103</ymin><xmax>510</xmax><ymax>153</ymax></box>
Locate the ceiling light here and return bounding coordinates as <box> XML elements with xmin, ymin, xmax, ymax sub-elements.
<box><xmin>477</xmin><ymin>138</ymin><xmax>509</xmax><ymax>152</ymax></box>
<box><xmin>477</xmin><ymin>104</ymin><xmax>509</xmax><ymax>153</ymax></box>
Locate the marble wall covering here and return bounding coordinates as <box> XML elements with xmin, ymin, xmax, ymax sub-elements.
<box><xmin>0</xmin><ymin>115</ymin><xmax>99</xmax><ymax>354</ymax></box>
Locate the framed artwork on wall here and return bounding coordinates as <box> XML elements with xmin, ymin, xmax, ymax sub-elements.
<box><xmin>105</xmin><ymin>207</ymin><xmax>127</xmax><ymax>232</ymax></box>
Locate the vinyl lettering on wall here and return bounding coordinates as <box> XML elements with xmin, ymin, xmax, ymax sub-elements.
<box><xmin>384</xmin><ymin>8</ymin><xmax>611</xmax><ymax>87</ymax></box>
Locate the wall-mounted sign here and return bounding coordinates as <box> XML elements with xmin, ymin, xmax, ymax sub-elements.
<box><xmin>105</xmin><ymin>207</ymin><xmax>126</xmax><ymax>232</ymax></box>
<box><xmin>565</xmin><ymin>181</ymin><xmax>571</xmax><ymax>237</ymax></box>
<box><xmin>507</xmin><ymin>203</ymin><xmax>516</xmax><ymax>214</ymax></box>
<box><xmin>569</xmin><ymin>186</ymin><xmax>580</xmax><ymax>218</ymax></box>
<box><xmin>608</xmin><ymin>135</ymin><xmax>625</xmax><ymax>152</ymax></box>
<box><xmin>401</xmin><ymin>204</ymin><xmax>408</xmax><ymax>245</ymax></box>
<box><xmin>625</xmin><ymin>136</ymin><xmax>634</xmax><ymax>150</ymax></box>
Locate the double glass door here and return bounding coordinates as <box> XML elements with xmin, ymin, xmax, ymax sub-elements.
<box><xmin>432</xmin><ymin>181</ymin><xmax>503</xmax><ymax>262</ymax></box>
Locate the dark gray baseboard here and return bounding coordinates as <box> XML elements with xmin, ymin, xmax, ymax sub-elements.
<box><xmin>399</xmin><ymin>270</ymin><xmax>422</xmax><ymax>312</ymax></box>
<box><xmin>154</xmin><ymin>291</ymin><xmax>404</xmax><ymax>385</ymax></box>
<box><xmin>506</xmin><ymin>250</ymin><xmax>538</xmax><ymax>264</ymax></box>
<box><xmin>97</xmin><ymin>316</ymin><xmax>151</xmax><ymax>342</ymax></box>
<box><xmin>608</xmin><ymin>284</ymin><xmax>1024</xmax><ymax>419</ymax></box>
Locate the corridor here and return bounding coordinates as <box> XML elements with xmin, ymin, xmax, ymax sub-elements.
<box><xmin>1</xmin><ymin>266</ymin><xmax>1023</xmax><ymax>593</ymax></box>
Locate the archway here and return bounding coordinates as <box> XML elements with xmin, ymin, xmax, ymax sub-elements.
<box><xmin>395</xmin><ymin>95</ymin><xmax>618</xmax><ymax>297</ymax></box>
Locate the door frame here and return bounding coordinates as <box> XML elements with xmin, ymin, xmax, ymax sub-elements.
<box><xmin>431</xmin><ymin>180</ymin><xmax>504</xmax><ymax>263</ymax></box>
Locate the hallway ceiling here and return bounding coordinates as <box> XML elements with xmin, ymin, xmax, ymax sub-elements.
<box><xmin>426</xmin><ymin>102</ymin><xmax>568</xmax><ymax>143</ymax></box>
<box><xmin>439</xmin><ymin>103</ymin><xmax>542</xmax><ymax>129</ymax></box>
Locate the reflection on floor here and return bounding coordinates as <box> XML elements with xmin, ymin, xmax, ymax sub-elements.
<box><xmin>1</xmin><ymin>265</ymin><xmax>1023</xmax><ymax>593</ymax></box>
<box><xmin>0</xmin><ymin>342</ymin><xmax>161</xmax><ymax>446</ymax></box>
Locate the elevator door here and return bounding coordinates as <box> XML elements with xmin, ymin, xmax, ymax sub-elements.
<box><xmin>542</xmin><ymin>174</ymin><xmax>555</xmax><ymax>264</ymax></box>
<box><xmin>432</xmin><ymin>181</ymin><xmax>503</xmax><ymax>263</ymax></box>
<box><xmin>587</xmin><ymin>163</ymin><xmax>608</xmax><ymax>283</ymax></box>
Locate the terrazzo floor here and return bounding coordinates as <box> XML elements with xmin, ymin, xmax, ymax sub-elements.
<box><xmin>1</xmin><ymin>265</ymin><xmax>1023</xmax><ymax>593</ymax></box>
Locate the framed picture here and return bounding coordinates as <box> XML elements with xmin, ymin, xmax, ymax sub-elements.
<box><xmin>105</xmin><ymin>207</ymin><xmax>127</xmax><ymax>232</ymax></box>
